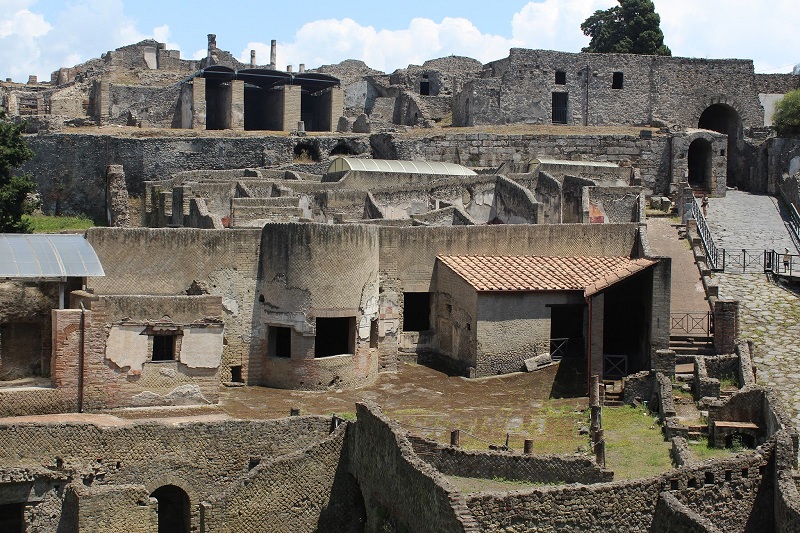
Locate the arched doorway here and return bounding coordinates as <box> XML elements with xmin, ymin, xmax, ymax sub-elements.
<box><xmin>151</xmin><ymin>485</ymin><xmax>190</xmax><ymax>533</ymax></box>
<box><xmin>698</xmin><ymin>104</ymin><xmax>741</xmax><ymax>187</ymax></box>
<box><xmin>687</xmin><ymin>138</ymin><xmax>712</xmax><ymax>189</ymax></box>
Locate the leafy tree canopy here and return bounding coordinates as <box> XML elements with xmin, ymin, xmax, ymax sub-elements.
<box><xmin>773</xmin><ymin>88</ymin><xmax>800</xmax><ymax>137</ymax></box>
<box><xmin>581</xmin><ymin>0</ymin><xmax>671</xmax><ymax>56</ymax></box>
<box><xmin>0</xmin><ymin>112</ymin><xmax>37</xmax><ymax>232</ymax></box>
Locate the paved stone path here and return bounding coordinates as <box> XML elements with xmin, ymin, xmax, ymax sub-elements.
<box><xmin>703</xmin><ymin>190</ymin><xmax>800</xmax><ymax>428</ymax></box>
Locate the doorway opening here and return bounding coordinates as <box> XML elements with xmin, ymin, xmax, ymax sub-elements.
<box><xmin>151</xmin><ymin>485</ymin><xmax>190</xmax><ymax>533</ymax></box>
<box><xmin>315</xmin><ymin>317</ymin><xmax>355</xmax><ymax>357</ymax></box>
<box><xmin>688</xmin><ymin>138</ymin><xmax>712</xmax><ymax>188</ymax></box>
<box><xmin>699</xmin><ymin>104</ymin><xmax>741</xmax><ymax>187</ymax></box>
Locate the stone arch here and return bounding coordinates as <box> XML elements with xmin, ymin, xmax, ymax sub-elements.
<box><xmin>688</xmin><ymin>138</ymin><xmax>712</xmax><ymax>189</ymax></box>
<box><xmin>330</xmin><ymin>142</ymin><xmax>357</xmax><ymax>156</ymax></box>
<box><xmin>150</xmin><ymin>484</ymin><xmax>191</xmax><ymax>533</ymax></box>
<box><xmin>698</xmin><ymin>102</ymin><xmax>742</xmax><ymax>187</ymax></box>
<box><xmin>145</xmin><ymin>475</ymin><xmax>198</xmax><ymax>508</ymax></box>
<box><xmin>293</xmin><ymin>141</ymin><xmax>321</xmax><ymax>162</ymax></box>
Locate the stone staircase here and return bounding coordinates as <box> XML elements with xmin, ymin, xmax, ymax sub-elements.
<box><xmin>670</xmin><ymin>335</ymin><xmax>714</xmax><ymax>357</ymax></box>
<box><xmin>602</xmin><ymin>380</ymin><xmax>625</xmax><ymax>407</ymax></box>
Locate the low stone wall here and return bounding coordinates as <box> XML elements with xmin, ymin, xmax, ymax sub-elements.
<box><xmin>492</xmin><ymin>175</ymin><xmax>541</xmax><ymax>224</ymax></box>
<box><xmin>408</xmin><ymin>436</ymin><xmax>612</xmax><ymax>485</ymax></box>
<box><xmin>774</xmin><ymin>431</ymin><xmax>800</xmax><ymax>532</ymax></box>
<box><xmin>657</xmin><ymin>372</ymin><xmax>676</xmax><ymax>417</ymax></box>
<box><xmin>651</xmin><ymin>490</ymin><xmax>723</xmax><ymax>532</ymax></box>
<box><xmin>736</xmin><ymin>340</ymin><xmax>758</xmax><ymax>388</ymax></box>
<box><xmin>202</xmin><ymin>423</ymin><xmax>363</xmax><ymax>532</ymax></box>
<box><xmin>348</xmin><ymin>402</ymin><xmax>479</xmax><ymax>532</ymax></box>
<box><xmin>694</xmin><ymin>356</ymin><xmax>721</xmax><ymax>401</ymax></box>
<box><xmin>671</xmin><ymin>436</ymin><xmax>694</xmax><ymax>467</ymax></box>
<box><xmin>623</xmin><ymin>370</ymin><xmax>655</xmax><ymax>405</ymax></box>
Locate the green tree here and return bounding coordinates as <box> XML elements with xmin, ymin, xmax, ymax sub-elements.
<box><xmin>773</xmin><ymin>88</ymin><xmax>800</xmax><ymax>136</ymax></box>
<box><xmin>0</xmin><ymin>112</ymin><xmax>37</xmax><ymax>233</ymax></box>
<box><xmin>581</xmin><ymin>0</ymin><xmax>671</xmax><ymax>56</ymax></box>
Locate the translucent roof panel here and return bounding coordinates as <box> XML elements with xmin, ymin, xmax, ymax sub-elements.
<box><xmin>0</xmin><ymin>234</ymin><xmax>105</xmax><ymax>278</ymax></box>
<box><xmin>328</xmin><ymin>157</ymin><xmax>477</xmax><ymax>177</ymax></box>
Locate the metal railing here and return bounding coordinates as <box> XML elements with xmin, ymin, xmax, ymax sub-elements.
<box><xmin>603</xmin><ymin>354</ymin><xmax>627</xmax><ymax>380</ymax></box>
<box><xmin>718</xmin><ymin>249</ymin><xmax>765</xmax><ymax>273</ymax></box>
<box><xmin>670</xmin><ymin>312</ymin><xmax>713</xmax><ymax>336</ymax></box>
<box><xmin>549</xmin><ymin>337</ymin><xmax>569</xmax><ymax>361</ymax></box>
<box><xmin>765</xmin><ymin>250</ymin><xmax>800</xmax><ymax>277</ymax></box>
<box><xmin>692</xmin><ymin>198</ymin><xmax>722</xmax><ymax>271</ymax></box>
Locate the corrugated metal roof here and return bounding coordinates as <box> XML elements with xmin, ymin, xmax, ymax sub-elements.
<box><xmin>0</xmin><ymin>234</ymin><xmax>105</xmax><ymax>278</ymax></box>
<box><xmin>437</xmin><ymin>255</ymin><xmax>654</xmax><ymax>295</ymax></box>
<box><xmin>328</xmin><ymin>157</ymin><xmax>477</xmax><ymax>176</ymax></box>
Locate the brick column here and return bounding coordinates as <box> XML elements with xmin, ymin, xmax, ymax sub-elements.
<box><xmin>713</xmin><ymin>299</ymin><xmax>738</xmax><ymax>354</ymax></box>
<box><xmin>230</xmin><ymin>79</ymin><xmax>245</xmax><ymax>130</ymax></box>
<box><xmin>327</xmin><ymin>86</ymin><xmax>345</xmax><ymax>132</ymax></box>
<box><xmin>590</xmin><ymin>293</ymin><xmax>604</xmax><ymax>379</ymax></box>
<box><xmin>192</xmin><ymin>80</ymin><xmax>206</xmax><ymax>129</ymax></box>
<box><xmin>282</xmin><ymin>85</ymin><xmax>301</xmax><ymax>131</ymax></box>
<box><xmin>649</xmin><ymin>259</ymin><xmax>671</xmax><ymax>357</ymax></box>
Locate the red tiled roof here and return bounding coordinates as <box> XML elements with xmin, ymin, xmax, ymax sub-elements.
<box><xmin>437</xmin><ymin>255</ymin><xmax>656</xmax><ymax>295</ymax></box>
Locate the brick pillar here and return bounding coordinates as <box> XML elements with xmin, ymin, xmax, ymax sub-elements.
<box><xmin>713</xmin><ymin>299</ymin><xmax>738</xmax><ymax>354</ymax></box>
<box><xmin>649</xmin><ymin>259</ymin><xmax>671</xmax><ymax>359</ymax></box>
<box><xmin>97</xmin><ymin>75</ymin><xmax>110</xmax><ymax>124</ymax></box>
<box><xmin>192</xmin><ymin>80</ymin><xmax>206</xmax><ymax>129</ymax></box>
<box><xmin>327</xmin><ymin>86</ymin><xmax>345</xmax><ymax>132</ymax></box>
<box><xmin>281</xmin><ymin>85</ymin><xmax>302</xmax><ymax>132</ymax></box>
<box><xmin>590</xmin><ymin>293</ymin><xmax>604</xmax><ymax>379</ymax></box>
<box><xmin>230</xmin><ymin>79</ymin><xmax>245</xmax><ymax>130</ymax></box>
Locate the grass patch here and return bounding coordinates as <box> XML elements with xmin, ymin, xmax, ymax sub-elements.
<box><xmin>447</xmin><ymin>475</ymin><xmax>563</xmax><ymax>494</ymax></box>
<box><xmin>688</xmin><ymin>438</ymin><xmax>738</xmax><ymax>461</ymax></box>
<box><xmin>603</xmin><ymin>405</ymin><xmax>673</xmax><ymax>480</ymax></box>
<box><xmin>23</xmin><ymin>214</ymin><xmax>95</xmax><ymax>233</ymax></box>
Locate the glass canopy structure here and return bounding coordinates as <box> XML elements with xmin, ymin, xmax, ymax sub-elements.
<box><xmin>0</xmin><ymin>234</ymin><xmax>105</xmax><ymax>279</ymax></box>
<box><xmin>327</xmin><ymin>157</ymin><xmax>477</xmax><ymax>177</ymax></box>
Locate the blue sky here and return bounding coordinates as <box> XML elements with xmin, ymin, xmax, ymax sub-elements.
<box><xmin>1</xmin><ymin>0</ymin><xmax>798</xmax><ymax>82</ymax></box>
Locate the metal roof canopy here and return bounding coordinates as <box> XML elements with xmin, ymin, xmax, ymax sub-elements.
<box><xmin>0</xmin><ymin>234</ymin><xmax>105</xmax><ymax>278</ymax></box>
<box><xmin>198</xmin><ymin>67</ymin><xmax>339</xmax><ymax>92</ymax></box>
<box><xmin>328</xmin><ymin>157</ymin><xmax>477</xmax><ymax>177</ymax></box>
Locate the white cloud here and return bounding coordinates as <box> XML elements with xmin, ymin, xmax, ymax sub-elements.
<box><xmin>240</xmin><ymin>16</ymin><xmax>521</xmax><ymax>73</ymax></box>
<box><xmin>511</xmin><ymin>0</ymin><xmax>615</xmax><ymax>51</ymax></box>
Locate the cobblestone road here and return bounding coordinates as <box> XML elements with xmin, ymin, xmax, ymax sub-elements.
<box><xmin>704</xmin><ymin>191</ymin><xmax>800</xmax><ymax>427</ymax></box>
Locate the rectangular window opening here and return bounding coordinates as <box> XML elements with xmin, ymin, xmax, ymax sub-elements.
<box><xmin>370</xmin><ymin>319</ymin><xmax>378</xmax><ymax>349</ymax></box>
<box><xmin>612</xmin><ymin>71</ymin><xmax>624</xmax><ymax>89</ymax></box>
<box><xmin>268</xmin><ymin>326</ymin><xmax>291</xmax><ymax>358</ymax></box>
<box><xmin>152</xmin><ymin>334</ymin><xmax>175</xmax><ymax>361</ymax></box>
<box><xmin>0</xmin><ymin>502</ymin><xmax>24</xmax><ymax>532</ymax></box>
<box><xmin>555</xmin><ymin>71</ymin><xmax>566</xmax><ymax>85</ymax></box>
<box><xmin>552</xmin><ymin>92</ymin><xmax>568</xmax><ymax>124</ymax></box>
<box><xmin>315</xmin><ymin>317</ymin><xmax>355</xmax><ymax>358</ymax></box>
<box><xmin>230</xmin><ymin>365</ymin><xmax>243</xmax><ymax>383</ymax></box>
<box><xmin>403</xmin><ymin>292</ymin><xmax>431</xmax><ymax>332</ymax></box>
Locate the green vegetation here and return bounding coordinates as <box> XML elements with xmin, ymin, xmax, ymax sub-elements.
<box><xmin>581</xmin><ymin>0</ymin><xmax>671</xmax><ymax>56</ymax></box>
<box><xmin>603</xmin><ymin>405</ymin><xmax>673</xmax><ymax>479</ymax></box>
<box><xmin>773</xmin><ymin>88</ymin><xmax>800</xmax><ymax>136</ymax></box>
<box><xmin>0</xmin><ymin>112</ymin><xmax>37</xmax><ymax>232</ymax></box>
<box><xmin>689</xmin><ymin>438</ymin><xmax>738</xmax><ymax>461</ymax></box>
<box><xmin>22</xmin><ymin>214</ymin><xmax>95</xmax><ymax>233</ymax></box>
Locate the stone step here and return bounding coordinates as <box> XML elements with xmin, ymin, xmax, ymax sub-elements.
<box><xmin>604</xmin><ymin>400</ymin><xmax>625</xmax><ymax>407</ymax></box>
<box><xmin>688</xmin><ymin>431</ymin><xmax>704</xmax><ymax>440</ymax></box>
<box><xmin>688</xmin><ymin>424</ymin><xmax>708</xmax><ymax>433</ymax></box>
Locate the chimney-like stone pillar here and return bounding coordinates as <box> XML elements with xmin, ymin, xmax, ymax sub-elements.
<box><xmin>286</xmin><ymin>65</ymin><xmax>293</xmax><ymax>73</ymax></box>
<box><xmin>299</xmin><ymin>64</ymin><xmax>305</xmax><ymax>73</ymax></box>
<box><xmin>270</xmin><ymin>40</ymin><xmax>277</xmax><ymax>69</ymax></box>
<box><xmin>250</xmin><ymin>49</ymin><xmax>256</xmax><ymax>67</ymax></box>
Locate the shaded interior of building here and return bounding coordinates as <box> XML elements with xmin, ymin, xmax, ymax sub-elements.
<box><xmin>698</xmin><ymin>104</ymin><xmax>741</xmax><ymax>187</ymax></box>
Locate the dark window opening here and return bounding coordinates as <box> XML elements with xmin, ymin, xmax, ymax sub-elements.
<box><xmin>669</xmin><ymin>479</ymin><xmax>679</xmax><ymax>490</ymax></box>
<box><xmin>293</xmin><ymin>142</ymin><xmax>320</xmax><ymax>162</ymax></box>
<box><xmin>269</xmin><ymin>326</ymin><xmax>291</xmax><ymax>358</ymax></box>
<box><xmin>370</xmin><ymin>319</ymin><xmax>378</xmax><ymax>349</ymax></box>
<box><xmin>230</xmin><ymin>365</ymin><xmax>243</xmax><ymax>383</ymax></box>
<box><xmin>552</xmin><ymin>92</ymin><xmax>568</xmax><ymax>124</ymax></box>
<box><xmin>152</xmin><ymin>335</ymin><xmax>175</xmax><ymax>361</ymax></box>
<box><xmin>205</xmin><ymin>79</ymin><xmax>232</xmax><ymax>130</ymax></box>
<box><xmin>0</xmin><ymin>502</ymin><xmax>24</xmax><ymax>532</ymax></box>
<box><xmin>315</xmin><ymin>317</ymin><xmax>355</xmax><ymax>357</ymax></box>
<box><xmin>720</xmin><ymin>149</ymin><xmax>726</xmax><ymax>156</ymax></box>
<box><xmin>403</xmin><ymin>292</ymin><xmax>431</xmax><ymax>332</ymax></box>
<box><xmin>549</xmin><ymin>304</ymin><xmax>586</xmax><ymax>360</ymax></box>
<box><xmin>725</xmin><ymin>470</ymin><xmax>733</xmax><ymax>481</ymax></box>
<box><xmin>688</xmin><ymin>478</ymin><xmax>697</xmax><ymax>488</ymax></box>
<box><xmin>331</xmin><ymin>143</ymin><xmax>356</xmax><ymax>156</ymax></box>
<box><xmin>612</xmin><ymin>72</ymin><xmax>624</xmax><ymax>89</ymax></box>
<box><xmin>741</xmin><ymin>467</ymin><xmax>749</xmax><ymax>478</ymax></box>
<box><xmin>420</xmin><ymin>74</ymin><xmax>430</xmax><ymax>96</ymax></box>
<box><xmin>705</xmin><ymin>471</ymin><xmax>714</xmax><ymax>485</ymax></box>
<box><xmin>688</xmin><ymin>138</ymin><xmax>712</xmax><ymax>187</ymax></box>
<box><xmin>151</xmin><ymin>485</ymin><xmax>190</xmax><ymax>533</ymax></box>
<box><xmin>555</xmin><ymin>71</ymin><xmax>566</xmax><ymax>85</ymax></box>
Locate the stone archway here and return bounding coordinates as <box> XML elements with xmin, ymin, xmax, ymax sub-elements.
<box><xmin>687</xmin><ymin>138</ymin><xmax>712</xmax><ymax>189</ymax></box>
<box><xmin>151</xmin><ymin>485</ymin><xmax>190</xmax><ymax>533</ymax></box>
<box><xmin>699</xmin><ymin>103</ymin><xmax>742</xmax><ymax>187</ymax></box>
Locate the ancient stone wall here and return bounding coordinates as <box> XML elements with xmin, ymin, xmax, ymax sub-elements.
<box><xmin>85</xmin><ymin>228</ymin><xmax>262</xmax><ymax>384</ymax></box>
<box><xmin>106</xmin><ymin>84</ymin><xmax>182</xmax><ymax>127</ymax></box>
<box><xmin>0</xmin><ymin>281</ymin><xmax>58</xmax><ymax>380</ymax></box>
<box><xmin>348</xmin><ymin>403</ymin><xmax>478</xmax><ymax>532</ymax></box>
<box><xmin>466</xmin><ymin>448</ymin><xmax>772</xmax><ymax>532</ymax></box>
<box><xmin>586</xmin><ymin>186</ymin><xmax>641</xmax><ymax>223</ymax></box>
<box><xmin>201</xmin><ymin>423</ymin><xmax>364</xmax><ymax>532</ymax></box>
<box><xmin>492</xmin><ymin>175</ymin><xmax>541</xmax><ymax>224</ymax></box>
<box><xmin>408</xmin><ymin>435</ymin><xmax>612</xmax><ymax>484</ymax></box>
<box><xmin>456</xmin><ymin>49</ymin><xmax>764</xmax><ymax>130</ymax></box>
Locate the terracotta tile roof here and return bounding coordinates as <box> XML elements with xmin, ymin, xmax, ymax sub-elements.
<box><xmin>437</xmin><ymin>255</ymin><xmax>656</xmax><ymax>295</ymax></box>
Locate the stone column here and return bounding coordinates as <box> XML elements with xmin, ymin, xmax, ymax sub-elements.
<box><xmin>327</xmin><ymin>86</ymin><xmax>345</xmax><ymax>133</ymax></box>
<box><xmin>106</xmin><ymin>165</ymin><xmax>130</xmax><ymax>227</ymax></box>
<box><xmin>230</xmin><ymin>80</ymin><xmax>245</xmax><ymax>130</ymax></box>
<box><xmin>713</xmin><ymin>299</ymin><xmax>739</xmax><ymax>354</ymax></box>
<box><xmin>281</xmin><ymin>85</ymin><xmax>302</xmax><ymax>132</ymax></box>
<box><xmin>270</xmin><ymin>40</ymin><xmax>277</xmax><ymax>70</ymax></box>
<box><xmin>192</xmin><ymin>80</ymin><xmax>206</xmax><ymax>130</ymax></box>
<box><xmin>250</xmin><ymin>50</ymin><xmax>256</xmax><ymax>68</ymax></box>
